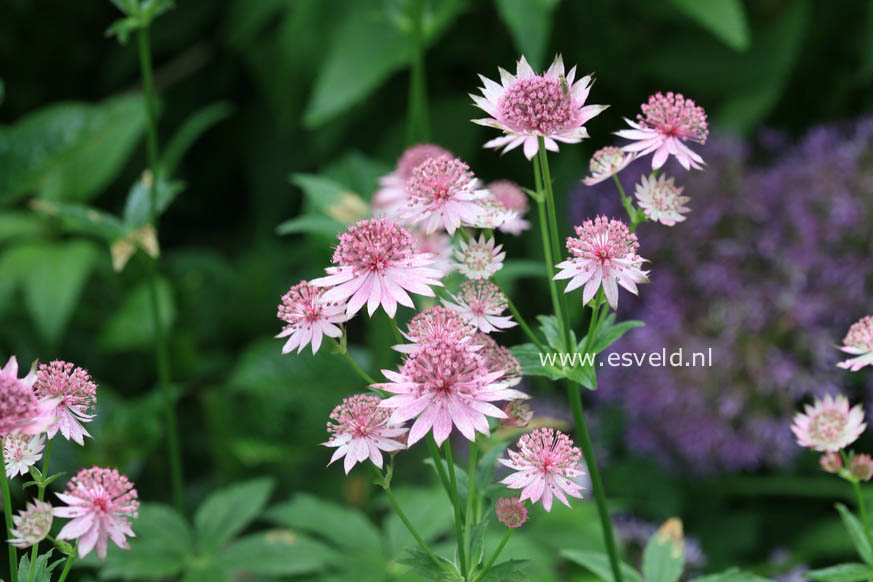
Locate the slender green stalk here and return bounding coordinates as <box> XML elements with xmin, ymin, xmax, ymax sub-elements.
<box><xmin>533</xmin><ymin>163</ymin><xmax>563</xmax><ymax>336</ymax></box>
<box><xmin>443</xmin><ymin>441</ymin><xmax>467</xmax><ymax>573</ymax></box>
<box><xmin>1</xmin><ymin>449</ymin><xmax>17</xmax><ymax>582</ymax></box>
<box><xmin>27</xmin><ymin>440</ymin><xmax>55</xmax><ymax>582</ymax></box>
<box><xmin>406</xmin><ymin>0</ymin><xmax>430</xmax><ymax>143</ymax></box>
<box><xmin>331</xmin><ymin>339</ymin><xmax>377</xmax><ymax>385</ymax></box>
<box><xmin>387</xmin><ymin>314</ymin><xmax>404</xmax><ymax>345</ymax></box>
<box><xmin>56</xmin><ymin>551</ymin><xmax>75</xmax><ymax>582</ymax></box>
<box><xmin>464</xmin><ymin>442</ymin><xmax>479</xmax><ymax>575</ymax></box>
<box><xmin>426</xmin><ymin>436</ymin><xmax>454</xmax><ymax>502</ymax></box>
<box><xmin>477</xmin><ymin>529</ymin><xmax>513</xmax><ymax>579</ymax></box>
<box><xmin>842</xmin><ymin>451</ymin><xmax>873</xmax><ymax>548</ymax></box>
<box><xmin>377</xmin><ymin>471</ymin><xmax>441</xmax><ymax>567</ymax></box>
<box><xmin>493</xmin><ymin>279</ymin><xmax>548</xmax><ymax>353</ymax></box>
<box><xmin>137</xmin><ymin>27</ymin><xmax>185</xmax><ymax>513</ymax></box>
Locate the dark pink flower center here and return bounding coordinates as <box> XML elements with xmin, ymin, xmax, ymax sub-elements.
<box><xmin>499</xmin><ymin>76</ymin><xmax>574</xmax><ymax>134</ymax></box>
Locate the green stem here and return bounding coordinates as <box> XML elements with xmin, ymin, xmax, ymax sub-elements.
<box><xmin>426</xmin><ymin>435</ymin><xmax>453</xmax><ymax>502</ymax></box>
<box><xmin>842</xmin><ymin>451</ymin><xmax>873</xmax><ymax>548</ymax></box>
<box><xmin>533</xmin><ymin>165</ymin><xmax>563</xmax><ymax>339</ymax></box>
<box><xmin>387</xmin><ymin>314</ymin><xmax>404</xmax><ymax>345</ymax></box>
<box><xmin>56</xmin><ymin>551</ymin><xmax>75</xmax><ymax>582</ymax></box>
<box><xmin>477</xmin><ymin>529</ymin><xmax>513</xmax><ymax>580</ymax></box>
<box><xmin>464</xmin><ymin>442</ymin><xmax>479</xmax><ymax>575</ymax></box>
<box><xmin>27</xmin><ymin>440</ymin><xmax>55</xmax><ymax>582</ymax></box>
<box><xmin>332</xmin><ymin>339</ymin><xmax>377</xmax><ymax>385</ymax></box>
<box><xmin>1</xmin><ymin>448</ymin><xmax>17</xmax><ymax>582</ymax></box>
<box><xmin>493</xmin><ymin>279</ymin><xmax>548</xmax><ymax>353</ymax></box>
<box><xmin>406</xmin><ymin>0</ymin><xmax>430</xmax><ymax>143</ymax></box>
<box><xmin>443</xmin><ymin>441</ymin><xmax>467</xmax><ymax>574</ymax></box>
<box><xmin>378</xmin><ymin>473</ymin><xmax>441</xmax><ymax>568</ymax></box>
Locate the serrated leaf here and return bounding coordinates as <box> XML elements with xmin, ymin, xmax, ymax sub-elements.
<box><xmin>479</xmin><ymin>558</ymin><xmax>531</xmax><ymax>582</ymax></box>
<box><xmin>564</xmin><ymin>365</ymin><xmax>597</xmax><ymax>390</ymax></box>
<box><xmin>267</xmin><ymin>493</ymin><xmax>381</xmax><ymax>554</ymax></box>
<box><xmin>476</xmin><ymin>441</ymin><xmax>510</xmax><ymax>494</ymax></box>
<box><xmin>194</xmin><ymin>478</ymin><xmax>275</xmax><ymax>551</ymax></box>
<box><xmin>836</xmin><ymin>504</ymin><xmax>873</xmax><ymax>566</ymax></box>
<box><xmin>642</xmin><ymin>519</ymin><xmax>685</xmax><ymax>582</ymax></box>
<box><xmin>561</xmin><ymin>549</ymin><xmax>643</xmax><ymax>582</ymax></box>
<box><xmin>807</xmin><ymin>563</ymin><xmax>873</xmax><ymax>582</ymax></box>
<box><xmin>666</xmin><ymin>0</ymin><xmax>749</xmax><ymax>51</ymax></box>
<box><xmin>18</xmin><ymin>549</ymin><xmax>62</xmax><ymax>582</ymax></box>
<box><xmin>510</xmin><ymin>343</ymin><xmax>564</xmax><ymax>380</ymax></box>
<box><xmin>216</xmin><ymin>530</ymin><xmax>334</xmax><ymax>576</ymax></box>
<box><xmin>399</xmin><ymin>548</ymin><xmax>460</xmax><ymax>581</ymax></box>
<box><xmin>586</xmin><ymin>318</ymin><xmax>644</xmax><ymax>354</ymax></box>
<box><xmin>470</xmin><ymin>520</ymin><xmax>489</xmax><ymax>568</ymax></box>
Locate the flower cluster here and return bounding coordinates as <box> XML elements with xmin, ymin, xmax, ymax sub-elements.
<box><xmin>500</xmin><ymin>428</ymin><xmax>584</xmax><ymax>511</ymax></box>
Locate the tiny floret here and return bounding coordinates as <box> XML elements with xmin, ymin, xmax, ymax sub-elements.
<box><xmin>495</xmin><ymin>497</ymin><xmax>528</xmax><ymax>528</ymax></box>
<box><xmin>403</xmin><ymin>156</ymin><xmax>488</xmax><ymax>234</ymax></box>
<box><xmin>276</xmin><ymin>281</ymin><xmax>348</xmax><ymax>354</ymax></box>
<box><xmin>455</xmin><ymin>235</ymin><xmax>505</xmax><ymax>280</ymax></box>
<box><xmin>582</xmin><ymin>146</ymin><xmax>636</xmax><ymax>186</ymax></box>
<box><xmin>820</xmin><ymin>451</ymin><xmax>843</xmax><ymax>473</ymax></box>
<box><xmin>442</xmin><ymin>280</ymin><xmax>517</xmax><ymax>333</ymax></box>
<box><xmin>9</xmin><ymin>500</ymin><xmax>53</xmax><ymax>549</ymax></box>
<box><xmin>3</xmin><ymin>434</ymin><xmax>44</xmax><ymax>478</ymax></box>
<box><xmin>851</xmin><ymin>454</ymin><xmax>873</xmax><ymax>482</ymax></box>
<box><xmin>0</xmin><ymin>357</ymin><xmax>56</xmax><ymax>437</ymax></box>
<box><xmin>36</xmin><ymin>360</ymin><xmax>98</xmax><ymax>445</ymax></box>
<box><xmin>634</xmin><ymin>174</ymin><xmax>690</xmax><ymax>226</ymax></box>
<box><xmin>324</xmin><ymin>394</ymin><xmax>408</xmax><ymax>474</ymax></box>
<box><xmin>792</xmin><ymin>394</ymin><xmax>866</xmax><ymax>452</ymax></box>
<box><xmin>838</xmin><ymin>316</ymin><xmax>873</xmax><ymax>372</ymax></box>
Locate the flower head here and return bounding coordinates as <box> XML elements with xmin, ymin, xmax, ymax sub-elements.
<box><xmin>634</xmin><ymin>174</ymin><xmax>690</xmax><ymax>226</ymax></box>
<box><xmin>9</xmin><ymin>500</ymin><xmax>53</xmax><ymax>549</ymax></box>
<box><xmin>55</xmin><ymin>467</ymin><xmax>139</xmax><ymax>560</ymax></box>
<box><xmin>852</xmin><ymin>454</ymin><xmax>873</xmax><ymax>482</ymax></box>
<box><xmin>412</xmin><ymin>229</ymin><xmax>454</xmax><ymax>277</ymax></box>
<box><xmin>582</xmin><ymin>146</ymin><xmax>636</xmax><ymax>186</ymax></box>
<box><xmin>838</xmin><ymin>316</ymin><xmax>873</xmax><ymax>372</ymax></box>
<box><xmin>501</xmin><ymin>400</ymin><xmax>534</xmax><ymax>428</ymax></box>
<box><xmin>377</xmin><ymin>340</ymin><xmax>527</xmax><ymax>446</ymax></box>
<box><xmin>617</xmin><ymin>92</ymin><xmax>708</xmax><ymax>170</ymax></box>
<box><xmin>792</xmin><ymin>394</ymin><xmax>866</xmax><ymax>452</ymax></box>
<box><xmin>495</xmin><ymin>497</ymin><xmax>528</xmax><ymax>528</ymax></box>
<box><xmin>442</xmin><ymin>280</ymin><xmax>517</xmax><ymax>333</ymax></box>
<box><xmin>472</xmin><ymin>55</ymin><xmax>608</xmax><ymax>160</ymax></box>
<box><xmin>554</xmin><ymin>216</ymin><xmax>649</xmax><ymax>309</ymax></box>
<box><xmin>403</xmin><ymin>156</ymin><xmax>488</xmax><ymax>234</ymax></box>
<box><xmin>472</xmin><ymin>333</ymin><xmax>523</xmax><ymax>387</ymax></box>
<box><xmin>324</xmin><ymin>394</ymin><xmax>408</xmax><ymax>474</ymax></box>
<box><xmin>488</xmin><ymin>180</ymin><xmax>531</xmax><ymax>235</ymax></box>
<box><xmin>473</xmin><ymin>197</ymin><xmax>517</xmax><ymax>230</ymax></box>
<box><xmin>500</xmin><ymin>428</ymin><xmax>584</xmax><ymax>511</ymax></box>
<box><xmin>395</xmin><ymin>306</ymin><xmax>476</xmax><ymax>354</ymax></box>
<box><xmin>0</xmin><ymin>357</ymin><xmax>56</xmax><ymax>437</ymax></box>
<box><xmin>276</xmin><ymin>281</ymin><xmax>348</xmax><ymax>354</ymax></box>
<box><xmin>820</xmin><ymin>451</ymin><xmax>843</xmax><ymax>473</ymax></box>
<box><xmin>3</xmin><ymin>434</ymin><xmax>44</xmax><ymax>478</ymax></box>
<box><xmin>35</xmin><ymin>361</ymin><xmax>97</xmax><ymax>445</ymax></box>
<box><xmin>311</xmin><ymin>219</ymin><xmax>443</xmax><ymax>317</ymax></box>
<box><xmin>373</xmin><ymin>144</ymin><xmax>453</xmax><ymax>218</ymax></box>
<box><xmin>455</xmin><ymin>235</ymin><xmax>505</xmax><ymax>280</ymax></box>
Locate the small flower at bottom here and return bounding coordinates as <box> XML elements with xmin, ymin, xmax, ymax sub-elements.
<box><xmin>9</xmin><ymin>500</ymin><xmax>53</xmax><ymax>549</ymax></box>
<box><xmin>442</xmin><ymin>280</ymin><xmax>517</xmax><ymax>333</ymax></box>
<box><xmin>819</xmin><ymin>451</ymin><xmax>843</xmax><ymax>473</ymax></box>
<box><xmin>54</xmin><ymin>466</ymin><xmax>139</xmax><ymax>560</ymax></box>
<box><xmin>495</xmin><ymin>496</ymin><xmax>528</xmax><ymax>528</ymax></box>
<box><xmin>276</xmin><ymin>281</ymin><xmax>348</xmax><ymax>354</ymax></box>
<box><xmin>837</xmin><ymin>316</ymin><xmax>873</xmax><ymax>372</ymax></box>
<box><xmin>791</xmin><ymin>394</ymin><xmax>866</xmax><ymax>452</ymax></box>
<box><xmin>851</xmin><ymin>454</ymin><xmax>873</xmax><ymax>482</ymax></box>
<box><xmin>634</xmin><ymin>174</ymin><xmax>690</xmax><ymax>226</ymax></box>
<box><xmin>0</xmin><ymin>356</ymin><xmax>58</xmax><ymax>437</ymax></box>
<box><xmin>3</xmin><ymin>433</ymin><xmax>45</xmax><ymax>478</ymax></box>
<box><xmin>36</xmin><ymin>360</ymin><xmax>98</xmax><ymax>445</ymax></box>
<box><xmin>455</xmin><ymin>235</ymin><xmax>505</xmax><ymax>280</ymax></box>
<box><xmin>323</xmin><ymin>394</ymin><xmax>408</xmax><ymax>474</ymax></box>
<box><xmin>582</xmin><ymin>146</ymin><xmax>636</xmax><ymax>186</ymax></box>
<box><xmin>499</xmin><ymin>428</ymin><xmax>584</xmax><ymax>511</ymax></box>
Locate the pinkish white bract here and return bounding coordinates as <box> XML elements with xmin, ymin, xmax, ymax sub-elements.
<box><xmin>36</xmin><ymin>360</ymin><xmax>97</xmax><ymax>445</ymax></box>
<box><xmin>500</xmin><ymin>428</ymin><xmax>584</xmax><ymax>511</ymax></box>
<box><xmin>3</xmin><ymin>433</ymin><xmax>44</xmax><ymax>478</ymax></box>
<box><xmin>582</xmin><ymin>146</ymin><xmax>636</xmax><ymax>186</ymax></box>
<box><xmin>373</xmin><ymin>143</ymin><xmax>453</xmax><ymax>219</ymax></box>
<box><xmin>488</xmin><ymin>180</ymin><xmax>531</xmax><ymax>235</ymax></box>
<box><xmin>791</xmin><ymin>394</ymin><xmax>866</xmax><ymax>452</ymax></box>
<box><xmin>402</xmin><ymin>155</ymin><xmax>489</xmax><ymax>234</ymax></box>
<box><xmin>0</xmin><ymin>356</ymin><xmax>58</xmax><ymax>437</ymax></box>
<box><xmin>634</xmin><ymin>173</ymin><xmax>690</xmax><ymax>226</ymax></box>
<box><xmin>324</xmin><ymin>394</ymin><xmax>408</xmax><ymax>474</ymax></box>
<box><xmin>442</xmin><ymin>280</ymin><xmax>517</xmax><ymax>333</ymax></box>
<box><xmin>837</xmin><ymin>316</ymin><xmax>873</xmax><ymax>372</ymax></box>
<box><xmin>454</xmin><ymin>235</ymin><xmax>505</xmax><ymax>280</ymax></box>
<box><xmin>276</xmin><ymin>281</ymin><xmax>348</xmax><ymax>354</ymax></box>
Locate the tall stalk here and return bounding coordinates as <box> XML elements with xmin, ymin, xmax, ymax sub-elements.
<box><xmin>1</xmin><ymin>449</ymin><xmax>17</xmax><ymax>582</ymax></box>
<box><xmin>406</xmin><ymin>0</ymin><xmax>430</xmax><ymax>143</ymax></box>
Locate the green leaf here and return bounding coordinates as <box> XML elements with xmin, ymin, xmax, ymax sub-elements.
<box><xmin>470</xmin><ymin>520</ymin><xmax>489</xmax><ymax>569</ymax></box>
<box><xmin>161</xmin><ymin>102</ymin><xmax>233</xmax><ymax>175</ymax></box>
<box><xmin>641</xmin><ymin>519</ymin><xmax>685</xmax><ymax>582</ymax></box>
<box><xmin>564</xmin><ymin>365</ymin><xmax>597</xmax><ymax>390</ymax></box>
<box><xmin>216</xmin><ymin>531</ymin><xmax>334</xmax><ymax>576</ymax></box>
<box><xmin>587</xmin><ymin>317</ymin><xmax>645</xmax><ymax>354</ymax></box>
<box><xmin>123</xmin><ymin>174</ymin><xmax>185</xmax><ymax>227</ymax></box>
<box><xmin>510</xmin><ymin>343</ymin><xmax>564</xmax><ymax>381</ymax></box>
<box><xmin>561</xmin><ymin>550</ymin><xmax>643</xmax><ymax>582</ymax></box>
<box><xmin>479</xmin><ymin>558</ymin><xmax>531</xmax><ymax>582</ymax></box>
<box><xmin>399</xmin><ymin>549</ymin><xmax>460</xmax><ymax>581</ymax></box>
<box><xmin>383</xmin><ymin>487</ymin><xmax>454</xmax><ymax>557</ymax></box>
<box><xmin>807</xmin><ymin>564</ymin><xmax>873</xmax><ymax>582</ymax></box>
<box><xmin>31</xmin><ymin>199</ymin><xmax>127</xmax><ymax>241</ymax></box>
<box><xmin>537</xmin><ymin>315</ymin><xmax>564</xmax><ymax>352</ymax></box>
<box><xmin>836</xmin><ymin>504</ymin><xmax>873</xmax><ymax>566</ymax></box>
<box><xmin>276</xmin><ymin>214</ymin><xmax>344</xmax><ymax>237</ymax></box>
<box><xmin>494</xmin><ymin>260</ymin><xmax>548</xmax><ymax>288</ymax></box>
<box><xmin>494</xmin><ymin>0</ymin><xmax>560</xmax><ymax>70</ymax></box>
<box><xmin>476</xmin><ymin>441</ymin><xmax>510</xmax><ymax>494</ymax></box>
<box><xmin>18</xmin><ymin>550</ymin><xmax>63</xmax><ymax>582</ymax></box>
<box><xmin>689</xmin><ymin>568</ymin><xmax>774</xmax><ymax>582</ymax></box>
<box><xmin>194</xmin><ymin>478</ymin><xmax>275</xmax><ymax>551</ymax></box>
<box><xmin>99</xmin><ymin>278</ymin><xmax>177</xmax><ymax>351</ymax></box>
<box><xmin>290</xmin><ymin>173</ymin><xmax>369</xmax><ymax>223</ymax></box>
<box><xmin>0</xmin><ymin>211</ymin><xmax>44</xmax><ymax>243</ymax></box>
<box><xmin>267</xmin><ymin>493</ymin><xmax>381</xmax><ymax>554</ymax></box>
<box><xmin>666</xmin><ymin>0</ymin><xmax>749</xmax><ymax>51</ymax></box>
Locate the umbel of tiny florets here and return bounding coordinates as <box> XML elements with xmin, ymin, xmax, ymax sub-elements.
<box><xmin>276</xmin><ymin>281</ymin><xmax>348</xmax><ymax>355</ymax></box>
<box><xmin>323</xmin><ymin>394</ymin><xmax>408</xmax><ymax>474</ymax></box>
<box><xmin>442</xmin><ymin>280</ymin><xmax>517</xmax><ymax>333</ymax></box>
<box><xmin>634</xmin><ymin>173</ymin><xmax>690</xmax><ymax>227</ymax></box>
<box><xmin>838</xmin><ymin>315</ymin><xmax>873</xmax><ymax>371</ymax></box>
<box><xmin>36</xmin><ymin>360</ymin><xmax>98</xmax><ymax>445</ymax></box>
<box><xmin>792</xmin><ymin>394</ymin><xmax>866</xmax><ymax>452</ymax></box>
<box><xmin>403</xmin><ymin>155</ymin><xmax>489</xmax><ymax>234</ymax></box>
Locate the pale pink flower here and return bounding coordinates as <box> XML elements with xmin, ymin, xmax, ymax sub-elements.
<box><xmin>324</xmin><ymin>394</ymin><xmax>408</xmax><ymax>474</ymax></box>
<box><xmin>495</xmin><ymin>497</ymin><xmax>528</xmax><ymax>528</ymax></box>
<box><xmin>402</xmin><ymin>156</ymin><xmax>488</xmax><ymax>234</ymax></box>
<box><xmin>634</xmin><ymin>173</ymin><xmax>690</xmax><ymax>226</ymax></box>
<box><xmin>554</xmin><ymin>215</ymin><xmax>649</xmax><ymax>309</ymax></box>
<box><xmin>0</xmin><ymin>357</ymin><xmax>57</xmax><ymax>437</ymax></box>
<box><xmin>820</xmin><ymin>451</ymin><xmax>843</xmax><ymax>473</ymax></box>
<box><xmin>499</xmin><ymin>428</ymin><xmax>584</xmax><ymax>511</ymax></box>
<box><xmin>276</xmin><ymin>281</ymin><xmax>348</xmax><ymax>354</ymax></box>
<box><xmin>472</xmin><ymin>333</ymin><xmax>523</xmax><ymax>387</ymax></box>
<box><xmin>851</xmin><ymin>454</ymin><xmax>873</xmax><ymax>482</ymax></box>
<box><xmin>394</xmin><ymin>306</ymin><xmax>476</xmax><ymax>354</ymax></box>
<box><xmin>582</xmin><ymin>146</ymin><xmax>636</xmax><ymax>186</ymax></box>
<box><xmin>501</xmin><ymin>400</ymin><xmax>533</xmax><ymax>428</ymax></box>
<box><xmin>488</xmin><ymin>180</ymin><xmax>531</xmax><ymax>235</ymax></box>
<box><xmin>412</xmin><ymin>228</ymin><xmax>454</xmax><ymax>277</ymax></box>
<box><xmin>35</xmin><ymin>360</ymin><xmax>97</xmax><ymax>445</ymax></box>
<box><xmin>837</xmin><ymin>316</ymin><xmax>873</xmax><ymax>372</ymax></box>
<box><xmin>472</xmin><ymin>55</ymin><xmax>608</xmax><ymax>160</ymax></box>
<box><xmin>55</xmin><ymin>466</ymin><xmax>139</xmax><ymax>560</ymax></box>
<box><xmin>9</xmin><ymin>500</ymin><xmax>53</xmax><ymax>549</ymax></box>
<box><xmin>442</xmin><ymin>280</ymin><xmax>517</xmax><ymax>333</ymax></box>
<box><xmin>311</xmin><ymin>219</ymin><xmax>443</xmax><ymax>318</ymax></box>
<box><xmin>3</xmin><ymin>433</ymin><xmax>44</xmax><ymax>478</ymax></box>
<box><xmin>472</xmin><ymin>197</ymin><xmax>517</xmax><ymax>230</ymax></box>
<box><xmin>616</xmin><ymin>92</ymin><xmax>708</xmax><ymax>170</ymax></box>
<box><xmin>377</xmin><ymin>340</ymin><xmax>527</xmax><ymax>446</ymax></box>
<box><xmin>455</xmin><ymin>235</ymin><xmax>505</xmax><ymax>280</ymax></box>
<box><xmin>373</xmin><ymin>144</ymin><xmax>453</xmax><ymax>219</ymax></box>
<box><xmin>792</xmin><ymin>394</ymin><xmax>866</xmax><ymax>452</ymax></box>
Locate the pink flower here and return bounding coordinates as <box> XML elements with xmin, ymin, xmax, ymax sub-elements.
<box><xmin>554</xmin><ymin>215</ymin><xmax>649</xmax><ymax>309</ymax></box>
<box><xmin>488</xmin><ymin>180</ymin><xmax>531</xmax><ymax>235</ymax></box>
<box><xmin>851</xmin><ymin>454</ymin><xmax>873</xmax><ymax>482</ymax></box>
<box><xmin>455</xmin><ymin>235</ymin><xmax>505</xmax><ymax>280</ymax></box>
<box><xmin>582</xmin><ymin>146</ymin><xmax>636</xmax><ymax>186</ymax></box>
<box><xmin>276</xmin><ymin>281</ymin><xmax>348</xmax><ymax>354</ymax></box>
<box><xmin>55</xmin><ymin>467</ymin><xmax>139</xmax><ymax>560</ymax></box>
<box><xmin>0</xmin><ymin>357</ymin><xmax>57</xmax><ymax>437</ymax></box>
<box><xmin>373</xmin><ymin>144</ymin><xmax>453</xmax><ymax>219</ymax></box>
<box><xmin>10</xmin><ymin>500</ymin><xmax>53</xmax><ymax>549</ymax></box>
<box><xmin>837</xmin><ymin>316</ymin><xmax>873</xmax><ymax>372</ymax></box>
<box><xmin>395</xmin><ymin>306</ymin><xmax>476</xmax><ymax>354</ymax></box>
<box><xmin>402</xmin><ymin>155</ymin><xmax>488</xmax><ymax>234</ymax></box>
<box><xmin>3</xmin><ymin>433</ymin><xmax>44</xmax><ymax>478</ymax></box>
<box><xmin>311</xmin><ymin>219</ymin><xmax>443</xmax><ymax>317</ymax></box>
<box><xmin>634</xmin><ymin>173</ymin><xmax>690</xmax><ymax>226</ymax></box>
<box><xmin>377</xmin><ymin>340</ymin><xmax>527</xmax><ymax>446</ymax></box>
<box><xmin>616</xmin><ymin>92</ymin><xmax>708</xmax><ymax>170</ymax></box>
<box><xmin>472</xmin><ymin>333</ymin><xmax>523</xmax><ymax>387</ymax></box>
<box><xmin>412</xmin><ymin>229</ymin><xmax>455</xmax><ymax>277</ymax></box>
<box><xmin>442</xmin><ymin>280</ymin><xmax>517</xmax><ymax>333</ymax></box>
<box><xmin>324</xmin><ymin>394</ymin><xmax>408</xmax><ymax>474</ymax></box>
<box><xmin>495</xmin><ymin>497</ymin><xmax>528</xmax><ymax>528</ymax></box>
<box><xmin>500</xmin><ymin>400</ymin><xmax>533</xmax><ymax>428</ymax></box>
<box><xmin>792</xmin><ymin>394</ymin><xmax>866</xmax><ymax>452</ymax></box>
<box><xmin>499</xmin><ymin>428</ymin><xmax>584</xmax><ymax>511</ymax></box>
<box><xmin>472</xmin><ymin>55</ymin><xmax>608</xmax><ymax>160</ymax></box>
<box><xmin>473</xmin><ymin>197</ymin><xmax>517</xmax><ymax>230</ymax></box>
<box><xmin>820</xmin><ymin>451</ymin><xmax>843</xmax><ymax>473</ymax></box>
<box><xmin>35</xmin><ymin>360</ymin><xmax>97</xmax><ymax>445</ymax></box>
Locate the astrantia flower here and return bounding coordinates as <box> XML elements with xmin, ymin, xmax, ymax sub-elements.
<box><xmin>837</xmin><ymin>316</ymin><xmax>873</xmax><ymax>372</ymax></box>
<box><xmin>377</xmin><ymin>340</ymin><xmax>527</xmax><ymax>446</ymax></box>
<box><xmin>455</xmin><ymin>235</ymin><xmax>505</xmax><ymax>280</ymax></box>
<box><xmin>472</xmin><ymin>333</ymin><xmax>523</xmax><ymax>387</ymax></box>
<box><xmin>501</xmin><ymin>400</ymin><xmax>533</xmax><ymax>428</ymax></box>
<box><xmin>442</xmin><ymin>280</ymin><xmax>517</xmax><ymax>333</ymax></box>
<box><xmin>395</xmin><ymin>306</ymin><xmax>476</xmax><ymax>354</ymax></box>
<box><xmin>311</xmin><ymin>219</ymin><xmax>443</xmax><ymax>317</ymax></box>
<box><xmin>412</xmin><ymin>229</ymin><xmax>454</xmax><ymax>277</ymax></box>
<box><xmin>634</xmin><ymin>173</ymin><xmax>690</xmax><ymax>226</ymax></box>
<box><xmin>495</xmin><ymin>497</ymin><xmax>528</xmax><ymax>528</ymax></box>
<box><xmin>582</xmin><ymin>146</ymin><xmax>636</xmax><ymax>186</ymax></box>
<box><xmin>488</xmin><ymin>180</ymin><xmax>531</xmax><ymax>235</ymax></box>
<box><xmin>3</xmin><ymin>434</ymin><xmax>44</xmax><ymax>478</ymax></box>
<box><xmin>472</xmin><ymin>55</ymin><xmax>608</xmax><ymax>160</ymax></box>
<box><xmin>554</xmin><ymin>215</ymin><xmax>649</xmax><ymax>309</ymax></box>
<box><xmin>473</xmin><ymin>197</ymin><xmax>516</xmax><ymax>230</ymax></box>
<box><xmin>0</xmin><ymin>357</ymin><xmax>56</xmax><ymax>437</ymax></box>
<box><xmin>55</xmin><ymin>466</ymin><xmax>139</xmax><ymax>560</ymax></box>
<box><xmin>324</xmin><ymin>394</ymin><xmax>407</xmax><ymax>474</ymax></box>
<box><xmin>617</xmin><ymin>92</ymin><xmax>708</xmax><ymax>170</ymax></box>
<box><xmin>373</xmin><ymin>144</ymin><xmax>453</xmax><ymax>218</ymax></box>
<box><xmin>403</xmin><ymin>156</ymin><xmax>488</xmax><ymax>234</ymax></box>
<box><xmin>35</xmin><ymin>360</ymin><xmax>97</xmax><ymax>445</ymax></box>
<box><xmin>820</xmin><ymin>451</ymin><xmax>842</xmax><ymax>473</ymax></box>
<box><xmin>851</xmin><ymin>454</ymin><xmax>873</xmax><ymax>482</ymax></box>
<box><xmin>791</xmin><ymin>394</ymin><xmax>866</xmax><ymax>452</ymax></box>
<box><xmin>499</xmin><ymin>428</ymin><xmax>584</xmax><ymax>511</ymax></box>
<box><xmin>276</xmin><ymin>281</ymin><xmax>348</xmax><ymax>355</ymax></box>
<box><xmin>9</xmin><ymin>500</ymin><xmax>53</xmax><ymax>549</ymax></box>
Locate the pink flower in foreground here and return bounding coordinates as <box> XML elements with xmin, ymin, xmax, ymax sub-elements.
<box><xmin>472</xmin><ymin>333</ymin><xmax>523</xmax><ymax>387</ymax></box>
<box><xmin>472</xmin><ymin>55</ymin><xmax>608</xmax><ymax>160</ymax></box>
<box><xmin>10</xmin><ymin>500</ymin><xmax>53</xmax><ymax>549</ymax></box>
<box><xmin>0</xmin><ymin>357</ymin><xmax>56</xmax><ymax>437</ymax></box>
<box><xmin>792</xmin><ymin>394</ymin><xmax>866</xmax><ymax>452</ymax></box>
<box><xmin>582</xmin><ymin>146</ymin><xmax>636</xmax><ymax>186</ymax></box>
<box><xmin>377</xmin><ymin>340</ymin><xmax>527</xmax><ymax>446</ymax></box>
<box><xmin>443</xmin><ymin>280</ymin><xmax>517</xmax><ymax>333</ymax></box>
<box><xmin>555</xmin><ymin>216</ymin><xmax>649</xmax><ymax>309</ymax></box>
<box><xmin>373</xmin><ymin>144</ymin><xmax>453</xmax><ymax>219</ymax></box>
<box><xmin>851</xmin><ymin>454</ymin><xmax>873</xmax><ymax>482</ymax></box>
<box><xmin>634</xmin><ymin>173</ymin><xmax>690</xmax><ymax>226</ymax></box>
<box><xmin>616</xmin><ymin>92</ymin><xmax>708</xmax><ymax>170</ymax></box>
<box><xmin>324</xmin><ymin>394</ymin><xmax>407</xmax><ymax>474</ymax></box>
<box><xmin>820</xmin><ymin>451</ymin><xmax>843</xmax><ymax>473</ymax></box>
<box><xmin>488</xmin><ymin>180</ymin><xmax>531</xmax><ymax>235</ymax></box>
<box><xmin>276</xmin><ymin>281</ymin><xmax>348</xmax><ymax>354</ymax></box>
<box><xmin>3</xmin><ymin>433</ymin><xmax>44</xmax><ymax>478</ymax></box>
<box><xmin>36</xmin><ymin>360</ymin><xmax>97</xmax><ymax>445</ymax></box>
<box><xmin>311</xmin><ymin>219</ymin><xmax>443</xmax><ymax>317</ymax></box>
<box><xmin>395</xmin><ymin>306</ymin><xmax>476</xmax><ymax>354</ymax></box>
<box><xmin>500</xmin><ymin>428</ymin><xmax>584</xmax><ymax>511</ymax></box>
<box><xmin>455</xmin><ymin>235</ymin><xmax>505</xmax><ymax>280</ymax></box>
<box><xmin>495</xmin><ymin>497</ymin><xmax>528</xmax><ymax>528</ymax></box>
<box><xmin>837</xmin><ymin>316</ymin><xmax>873</xmax><ymax>372</ymax></box>
<box><xmin>55</xmin><ymin>467</ymin><xmax>139</xmax><ymax>560</ymax></box>
<box><xmin>403</xmin><ymin>156</ymin><xmax>488</xmax><ymax>234</ymax></box>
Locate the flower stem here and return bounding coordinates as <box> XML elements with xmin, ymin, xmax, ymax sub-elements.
<box><xmin>443</xmin><ymin>440</ymin><xmax>467</xmax><ymax>574</ymax></box>
<box><xmin>332</xmin><ymin>339</ymin><xmax>377</xmax><ymax>385</ymax></box>
<box><xmin>426</xmin><ymin>436</ymin><xmax>453</xmax><ymax>501</ymax></box>
<box><xmin>406</xmin><ymin>0</ymin><xmax>430</xmax><ymax>143</ymax></box>
<box><xmin>137</xmin><ymin>26</ymin><xmax>185</xmax><ymax>514</ymax></box>
<box><xmin>27</xmin><ymin>439</ymin><xmax>55</xmax><ymax>582</ymax></box>
<box><xmin>842</xmin><ymin>451</ymin><xmax>873</xmax><ymax>547</ymax></box>
<box><xmin>477</xmin><ymin>528</ymin><xmax>513</xmax><ymax>579</ymax></box>
<box><xmin>492</xmin><ymin>279</ymin><xmax>548</xmax><ymax>353</ymax></box>
<box><xmin>464</xmin><ymin>441</ymin><xmax>479</xmax><ymax>575</ymax></box>
<box><xmin>532</xmin><ymin>165</ymin><xmax>563</xmax><ymax>342</ymax></box>
<box><xmin>376</xmin><ymin>469</ymin><xmax>441</xmax><ymax>568</ymax></box>
<box><xmin>56</xmin><ymin>551</ymin><xmax>75</xmax><ymax>582</ymax></box>
<box><xmin>0</xmin><ymin>448</ymin><xmax>17</xmax><ymax>582</ymax></box>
